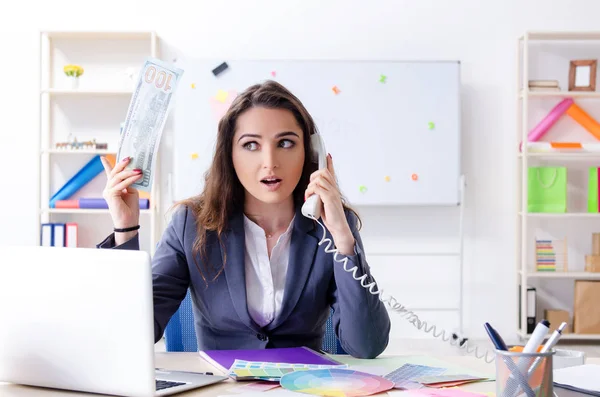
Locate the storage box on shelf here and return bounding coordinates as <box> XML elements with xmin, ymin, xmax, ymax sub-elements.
<box><xmin>517</xmin><ymin>31</ymin><xmax>600</xmax><ymax>341</ymax></box>
<box><xmin>38</xmin><ymin>31</ymin><xmax>160</xmax><ymax>256</ymax></box>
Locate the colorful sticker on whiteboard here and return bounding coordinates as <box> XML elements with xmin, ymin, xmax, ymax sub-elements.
<box><xmin>210</xmin><ymin>90</ymin><xmax>238</xmax><ymax>122</ymax></box>
<box><xmin>215</xmin><ymin>89</ymin><xmax>229</xmax><ymax>103</ymax></box>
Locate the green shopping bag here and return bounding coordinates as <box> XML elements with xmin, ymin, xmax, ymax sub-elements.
<box><xmin>588</xmin><ymin>167</ymin><xmax>599</xmax><ymax>213</ymax></box>
<box><xmin>527</xmin><ymin>167</ymin><xmax>567</xmax><ymax>213</ymax></box>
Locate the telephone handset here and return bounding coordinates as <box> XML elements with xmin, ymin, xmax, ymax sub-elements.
<box><xmin>303</xmin><ymin>133</ymin><xmax>494</xmax><ymax>363</ymax></box>
<box><xmin>301</xmin><ymin>133</ymin><xmax>328</xmax><ymax>220</ymax></box>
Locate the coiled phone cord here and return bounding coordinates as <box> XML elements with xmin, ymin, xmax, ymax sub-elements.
<box><xmin>313</xmin><ymin>217</ymin><xmax>496</xmax><ymax>364</ymax></box>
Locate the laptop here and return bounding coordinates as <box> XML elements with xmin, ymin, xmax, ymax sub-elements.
<box><xmin>0</xmin><ymin>245</ymin><xmax>227</xmax><ymax>396</ymax></box>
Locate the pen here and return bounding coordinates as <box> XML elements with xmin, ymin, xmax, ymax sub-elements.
<box><xmin>484</xmin><ymin>322</ymin><xmax>508</xmax><ymax>351</ymax></box>
<box><xmin>517</xmin><ymin>320</ymin><xmax>550</xmax><ymax>373</ymax></box>
<box><xmin>527</xmin><ymin>321</ymin><xmax>567</xmax><ymax>377</ymax></box>
<box><xmin>515</xmin><ymin>321</ymin><xmax>565</xmax><ymax>397</ymax></box>
<box><xmin>483</xmin><ymin>323</ymin><xmax>535</xmax><ymax>397</ymax></box>
<box><xmin>523</xmin><ymin>320</ymin><xmax>550</xmax><ymax>354</ymax></box>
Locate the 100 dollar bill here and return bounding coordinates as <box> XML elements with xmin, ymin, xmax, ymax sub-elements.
<box><xmin>117</xmin><ymin>57</ymin><xmax>184</xmax><ymax>192</ymax></box>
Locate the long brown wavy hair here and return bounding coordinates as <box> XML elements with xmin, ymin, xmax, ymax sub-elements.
<box><xmin>176</xmin><ymin>80</ymin><xmax>361</xmax><ymax>284</ymax></box>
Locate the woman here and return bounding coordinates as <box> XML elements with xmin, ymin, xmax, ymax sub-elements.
<box><xmin>98</xmin><ymin>80</ymin><xmax>391</xmax><ymax>359</ymax></box>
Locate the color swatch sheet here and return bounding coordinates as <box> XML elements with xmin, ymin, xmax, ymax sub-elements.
<box><xmin>387</xmin><ymin>389</ymin><xmax>493</xmax><ymax>397</ymax></box>
<box><xmin>280</xmin><ymin>368</ymin><xmax>395</xmax><ymax>397</ymax></box>
<box><xmin>385</xmin><ymin>363</ymin><xmax>447</xmax><ymax>389</ymax></box>
<box><xmin>228</xmin><ymin>359</ymin><xmax>347</xmax><ymax>381</ymax></box>
<box><xmin>333</xmin><ymin>355</ymin><xmax>494</xmax><ymax>381</ymax></box>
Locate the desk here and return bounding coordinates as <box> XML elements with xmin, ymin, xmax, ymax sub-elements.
<box><xmin>0</xmin><ymin>353</ymin><xmax>597</xmax><ymax>396</ymax></box>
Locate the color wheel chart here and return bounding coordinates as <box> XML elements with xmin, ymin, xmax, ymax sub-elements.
<box><xmin>280</xmin><ymin>368</ymin><xmax>394</xmax><ymax>397</ymax></box>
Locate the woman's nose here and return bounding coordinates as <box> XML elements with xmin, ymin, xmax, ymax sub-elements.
<box><xmin>262</xmin><ymin>147</ymin><xmax>279</xmax><ymax>169</ymax></box>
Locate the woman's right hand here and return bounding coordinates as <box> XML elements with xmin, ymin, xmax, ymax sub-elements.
<box><xmin>100</xmin><ymin>156</ymin><xmax>143</xmax><ymax>235</ymax></box>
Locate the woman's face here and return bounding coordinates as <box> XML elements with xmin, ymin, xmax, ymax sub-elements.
<box><xmin>232</xmin><ymin>107</ymin><xmax>305</xmax><ymax>206</ymax></box>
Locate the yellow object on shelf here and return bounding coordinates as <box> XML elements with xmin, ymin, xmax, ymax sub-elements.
<box><xmin>63</xmin><ymin>64</ymin><xmax>84</xmax><ymax>77</ymax></box>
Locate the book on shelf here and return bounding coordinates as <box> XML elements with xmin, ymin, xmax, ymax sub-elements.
<box><xmin>54</xmin><ymin>198</ymin><xmax>150</xmax><ymax>210</ymax></box>
<box><xmin>40</xmin><ymin>223</ymin><xmax>78</xmax><ymax>247</ymax></box>
<box><xmin>518</xmin><ymin>286</ymin><xmax>537</xmax><ymax>334</ymax></box>
<box><xmin>529</xmin><ymin>86</ymin><xmax>561</xmax><ymax>92</ymax></box>
<box><xmin>528</xmin><ymin>79</ymin><xmax>559</xmax><ymax>87</ymax></box>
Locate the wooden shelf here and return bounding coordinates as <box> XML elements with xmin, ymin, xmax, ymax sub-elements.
<box><xmin>43</xmin><ymin>149</ymin><xmax>117</xmax><ymax>155</ymax></box>
<box><xmin>41</xmin><ymin>89</ymin><xmax>133</xmax><ymax>96</ymax></box>
<box><xmin>42</xmin><ymin>31</ymin><xmax>154</xmax><ymax>40</ymax></box>
<box><xmin>38</xmin><ymin>30</ymin><xmax>160</xmax><ymax>256</ymax></box>
<box><xmin>518</xmin><ymin>152</ymin><xmax>600</xmax><ymax>159</ymax></box>
<box><xmin>42</xmin><ymin>209</ymin><xmax>152</xmax><ymax>215</ymax></box>
<box><xmin>518</xmin><ymin>212</ymin><xmax>600</xmax><ymax>218</ymax></box>
<box><xmin>519</xmin><ymin>90</ymin><xmax>600</xmax><ymax>98</ymax></box>
<box><xmin>516</xmin><ymin>31</ymin><xmax>600</xmax><ymax>343</ymax></box>
<box><xmin>520</xmin><ymin>31</ymin><xmax>600</xmax><ymax>41</ymax></box>
<box><xmin>520</xmin><ymin>271</ymin><xmax>600</xmax><ymax>280</ymax></box>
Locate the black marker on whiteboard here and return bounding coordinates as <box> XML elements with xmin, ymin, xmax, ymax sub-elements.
<box><xmin>212</xmin><ymin>62</ymin><xmax>229</xmax><ymax>76</ymax></box>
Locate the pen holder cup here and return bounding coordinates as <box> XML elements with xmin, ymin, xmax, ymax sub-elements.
<box><xmin>495</xmin><ymin>349</ymin><xmax>554</xmax><ymax>397</ymax></box>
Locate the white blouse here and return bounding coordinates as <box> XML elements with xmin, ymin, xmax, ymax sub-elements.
<box><xmin>243</xmin><ymin>214</ymin><xmax>295</xmax><ymax>328</ymax></box>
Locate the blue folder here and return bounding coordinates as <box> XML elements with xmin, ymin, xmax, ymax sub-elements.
<box><xmin>49</xmin><ymin>155</ymin><xmax>104</xmax><ymax>208</ymax></box>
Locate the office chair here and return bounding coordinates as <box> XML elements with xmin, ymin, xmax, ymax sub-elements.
<box><xmin>164</xmin><ymin>289</ymin><xmax>346</xmax><ymax>354</ymax></box>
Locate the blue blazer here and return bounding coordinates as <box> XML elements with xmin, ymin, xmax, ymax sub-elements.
<box><xmin>98</xmin><ymin>205</ymin><xmax>391</xmax><ymax>359</ymax></box>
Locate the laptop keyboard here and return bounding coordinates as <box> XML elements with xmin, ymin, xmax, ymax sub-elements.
<box><xmin>156</xmin><ymin>379</ymin><xmax>186</xmax><ymax>391</ymax></box>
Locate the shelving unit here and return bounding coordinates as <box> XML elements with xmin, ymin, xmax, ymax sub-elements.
<box><xmin>517</xmin><ymin>31</ymin><xmax>600</xmax><ymax>340</ymax></box>
<box><xmin>41</xmin><ymin>89</ymin><xmax>134</xmax><ymax>96</ymax></box>
<box><xmin>38</xmin><ymin>31</ymin><xmax>160</xmax><ymax>256</ymax></box>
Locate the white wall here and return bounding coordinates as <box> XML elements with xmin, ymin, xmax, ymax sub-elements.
<box><xmin>2</xmin><ymin>0</ymin><xmax>600</xmax><ymax>344</ymax></box>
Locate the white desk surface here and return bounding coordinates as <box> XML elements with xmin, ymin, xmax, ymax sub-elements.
<box><xmin>0</xmin><ymin>352</ymin><xmax>597</xmax><ymax>396</ymax></box>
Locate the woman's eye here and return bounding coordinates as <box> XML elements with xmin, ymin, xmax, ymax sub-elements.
<box><xmin>279</xmin><ymin>139</ymin><xmax>295</xmax><ymax>148</ymax></box>
<box><xmin>243</xmin><ymin>142</ymin><xmax>258</xmax><ymax>151</ymax></box>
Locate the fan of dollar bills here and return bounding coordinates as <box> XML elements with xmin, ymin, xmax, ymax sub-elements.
<box><xmin>116</xmin><ymin>57</ymin><xmax>184</xmax><ymax>192</ymax></box>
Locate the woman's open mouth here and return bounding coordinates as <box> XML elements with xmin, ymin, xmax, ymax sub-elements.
<box><xmin>261</xmin><ymin>177</ymin><xmax>282</xmax><ymax>191</ymax></box>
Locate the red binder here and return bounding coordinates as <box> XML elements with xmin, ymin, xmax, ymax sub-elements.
<box><xmin>65</xmin><ymin>223</ymin><xmax>78</xmax><ymax>248</ymax></box>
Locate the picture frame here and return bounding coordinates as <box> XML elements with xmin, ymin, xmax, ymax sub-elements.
<box><xmin>569</xmin><ymin>59</ymin><xmax>597</xmax><ymax>91</ymax></box>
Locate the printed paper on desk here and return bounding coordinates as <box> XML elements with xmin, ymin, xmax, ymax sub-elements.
<box><xmin>333</xmin><ymin>355</ymin><xmax>494</xmax><ymax>381</ymax></box>
<box><xmin>386</xmin><ymin>389</ymin><xmax>488</xmax><ymax>397</ymax></box>
<box><xmin>415</xmin><ymin>374</ymin><xmax>487</xmax><ymax>385</ymax></box>
<box><xmin>228</xmin><ymin>381</ymin><xmax>281</xmax><ymax>393</ymax></box>
<box><xmin>227</xmin><ymin>359</ymin><xmax>347</xmax><ymax>381</ymax></box>
<box><xmin>414</xmin><ymin>374</ymin><xmax>488</xmax><ymax>388</ymax></box>
<box><xmin>554</xmin><ymin>364</ymin><xmax>600</xmax><ymax>395</ymax></box>
<box><xmin>218</xmin><ymin>391</ymin><xmax>301</xmax><ymax>397</ymax></box>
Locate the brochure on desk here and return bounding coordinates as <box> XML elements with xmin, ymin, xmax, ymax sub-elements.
<box><xmin>198</xmin><ymin>347</ymin><xmax>341</xmax><ymax>374</ymax></box>
<box><xmin>554</xmin><ymin>364</ymin><xmax>600</xmax><ymax>396</ymax></box>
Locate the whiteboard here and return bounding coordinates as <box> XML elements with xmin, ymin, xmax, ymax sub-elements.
<box><xmin>172</xmin><ymin>59</ymin><xmax>461</xmax><ymax>205</ymax></box>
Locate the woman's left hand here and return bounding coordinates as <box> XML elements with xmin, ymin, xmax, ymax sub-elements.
<box><xmin>305</xmin><ymin>153</ymin><xmax>355</xmax><ymax>255</ymax></box>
